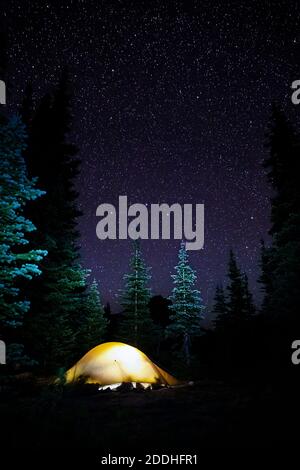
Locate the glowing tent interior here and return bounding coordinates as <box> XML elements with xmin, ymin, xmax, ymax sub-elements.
<box><xmin>65</xmin><ymin>342</ymin><xmax>181</xmax><ymax>388</ymax></box>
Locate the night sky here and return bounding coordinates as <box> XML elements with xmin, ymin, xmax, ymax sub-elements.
<box><xmin>2</xmin><ymin>0</ymin><xmax>300</xmax><ymax>317</ymax></box>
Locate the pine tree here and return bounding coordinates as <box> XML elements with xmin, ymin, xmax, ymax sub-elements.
<box><xmin>212</xmin><ymin>253</ymin><xmax>255</xmax><ymax>370</ymax></box>
<box><xmin>167</xmin><ymin>241</ymin><xmax>205</xmax><ymax>364</ymax></box>
<box><xmin>226</xmin><ymin>250</ymin><xmax>245</xmax><ymax>320</ymax></box>
<box><xmin>118</xmin><ymin>241</ymin><xmax>156</xmax><ymax>352</ymax></box>
<box><xmin>27</xmin><ymin>264</ymin><xmax>87</xmax><ymax>370</ymax></box>
<box><xmin>79</xmin><ymin>279</ymin><xmax>108</xmax><ymax>354</ymax></box>
<box><xmin>23</xmin><ymin>75</ymin><xmax>87</xmax><ymax>371</ymax></box>
<box><xmin>226</xmin><ymin>251</ymin><xmax>255</xmax><ymax>325</ymax></box>
<box><xmin>264</xmin><ymin>105</ymin><xmax>299</xmax><ymax>237</ymax></box>
<box><xmin>149</xmin><ymin>295</ymin><xmax>172</xmax><ymax>328</ymax></box>
<box><xmin>0</xmin><ymin>116</ymin><xmax>46</xmax><ymax>344</ymax></box>
<box><xmin>212</xmin><ymin>285</ymin><xmax>227</xmax><ymax>330</ymax></box>
<box><xmin>242</xmin><ymin>274</ymin><xmax>256</xmax><ymax>317</ymax></box>
<box><xmin>261</xmin><ymin>106</ymin><xmax>300</xmax><ymax>329</ymax></box>
<box><xmin>258</xmin><ymin>240</ymin><xmax>275</xmax><ymax>313</ymax></box>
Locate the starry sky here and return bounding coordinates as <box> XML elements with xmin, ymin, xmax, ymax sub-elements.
<box><xmin>2</xmin><ymin>0</ymin><xmax>300</xmax><ymax>317</ymax></box>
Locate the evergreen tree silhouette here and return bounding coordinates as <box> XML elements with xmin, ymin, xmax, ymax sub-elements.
<box><xmin>212</xmin><ymin>285</ymin><xmax>227</xmax><ymax>329</ymax></box>
<box><xmin>118</xmin><ymin>241</ymin><xmax>157</xmax><ymax>352</ymax></box>
<box><xmin>23</xmin><ymin>74</ymin><xmax>87</xmax><ymax>371</ymax></box>
<box><xmin>78</xmin><ymin>279</ymin><xmax>108</xmax><ymax>354</ymax></box>
<box><xmin>167</xmin><ymin>241</ymin><xmax>205</xmax><ymax>364</ymax></box>
<box><xmin>261</xmin><ymin>105</ymin><xmax>300</xmax><ymax>329</ymax></box>
<box><xmin>242</xmin><ymin>274</ymin><xmax>256</xmax><ymax>317</ymax></box>
<box><xmin>0</xmin><ymin>116</ymin><xmax>47</xmax><ymax>359</ymax></box>
<box><xmin>226</xmin><ymin>250</ymin><xmax>245</xmax><ymax>323</ymax></box>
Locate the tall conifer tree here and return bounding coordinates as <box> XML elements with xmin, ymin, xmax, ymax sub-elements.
<box><xmin>167</xmin><ymin>241</ymin><xmax>204</xmax><ymax>364</ymax></box>
<box><xmin>119</xmin><ymin>241</ymin><xmax>156</xmax><ymax>351</ymax></box>
<box><xmin>261</xmin><ymin>106</ymin><xmax>300</xmax><ymax>328</ymax></box>
<box><xmin>79</xmin><ymin>279</ymin><xmax>108</xmax><ymax>354</ymax></box>
<box><xmin>24</xmin><ymin>75</ymin><xmax>87</xmax><ymax>370</ymax></box>
<box><xmin>0</xmin><ymin>116</ymin><xmax>46</xmax><ymax>355</ymax></box>
<box><xmin>212</xmin><ymin>285</ymin><xmax>227</xmax><ymax>329</ymax></box>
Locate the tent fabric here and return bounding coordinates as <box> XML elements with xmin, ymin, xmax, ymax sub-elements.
<box><xmin>66</xmin><ymin>341</ymin><xmax>180</xmax><ymax>386</ymax></box>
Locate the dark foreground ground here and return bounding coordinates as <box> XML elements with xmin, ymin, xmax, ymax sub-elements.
<box><xmin>0</xmin><ymin>375</ymin><xmax>299</xmax><ymax>456</ymax></box>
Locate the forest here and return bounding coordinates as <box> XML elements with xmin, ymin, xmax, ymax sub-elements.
<box><xmin>1</xmin><ymin>75</ymin><xmax>299</xmax><ymax>374</ymax></box>
<box><xmin>1</xmin><ymin>33</ymin><xmax>300</xmax><ymax>454</ymax></box>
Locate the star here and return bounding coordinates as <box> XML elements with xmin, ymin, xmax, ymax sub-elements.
<box><xmin>4</xmin><ymin>0</ymin><xmax>297</xmax><ymax>317</ymax></box>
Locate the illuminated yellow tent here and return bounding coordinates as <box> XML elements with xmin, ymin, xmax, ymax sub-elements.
<box><xmin>66</xmin><ymin>341</ymin><xmax>181</xmax><ymax>387</ymax></box>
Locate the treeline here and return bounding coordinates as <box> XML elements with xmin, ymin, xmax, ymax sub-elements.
<box><xmin>0</xmin><ymin>77</ymin><xmax>206</xmax><ymax>374</ymax></box>
<box><xmin>117</xmin><ymin>240</ymin><xmax>204</xmax><ymax>366</ymax></box>
<box><xmin>0</xmin><ymin>77</ymin><xmax>108</xmax><ymax>372</ymax></box>
<box><xmin>1</xmin><ymin>67</ymin><xmax>299</xmax><ymax>380</ymax></box>
<box><xmin>201</xmin><ymin>105</ymin><xmax>300</xmax><ymax>378</ymax></box>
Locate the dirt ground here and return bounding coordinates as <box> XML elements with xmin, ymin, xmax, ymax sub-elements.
<box><xmin>0</xmin><ymin>378</ymin><xmax>298</xmax><ymax>454</ymax></box>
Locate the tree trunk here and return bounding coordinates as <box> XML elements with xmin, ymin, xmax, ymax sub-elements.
<box><xmin>183</xmin><ymin>332</ymin><xmax>191</xmax><ymax>365</ymax></box>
